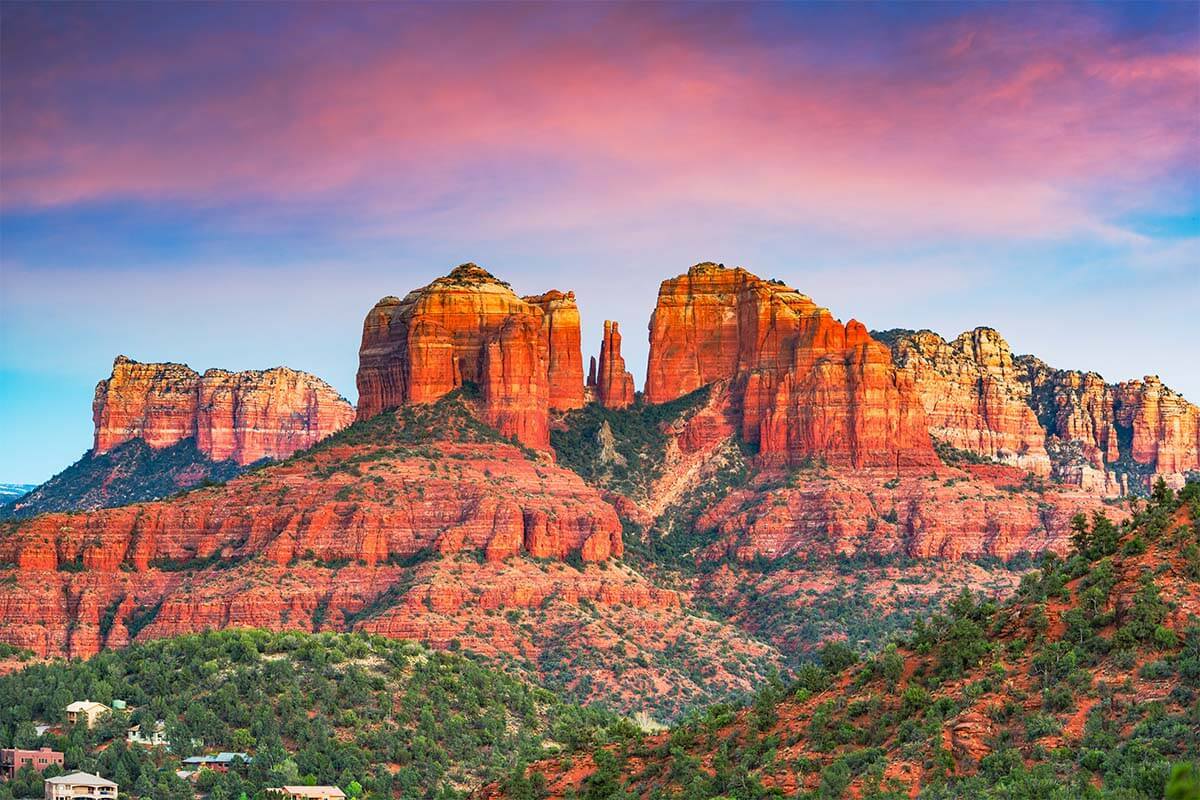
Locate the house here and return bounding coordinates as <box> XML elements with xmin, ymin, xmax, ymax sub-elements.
<box><xmin>64</xmin><ymin>701</ymin><xmax>110</xmax><ymax>729</ymax></box>
<box><xmin>268</xmin><ymin>787</ymin><xmax>347</xmax><ymax>799</ymax></box>
<box><xmin>180</xmin><ymin>752</ymin><xmax>252</xmax><ymax>773</ymax></box>
<box><xmin>43</xmin><ymin>771</ymin><xmax>117</xmax><ymax>799</ymax></box>
<box><xmin>126</xmin><ymin>720</ymin><xmax>169</xmax><ymax>747</ymax></box>
<box><xmin>1</xmin><ymin>747</ymin><xmax>64</xmax><ymax>779</ymax></box>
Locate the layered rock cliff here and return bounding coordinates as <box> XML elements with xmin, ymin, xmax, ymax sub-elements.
<box><xmin>645</xmin><ymin>263</ymin><xmax>936</xmax><ymax>468</ymax></box>
<box><xmin>356</xmin><ymin>264</ymin><xmax>587</xmax><ymax>449</ymax></box>
<box><xmin>524</xmin><ymin>290</ymin><xmax>586</xmax><ymax>411</ymax></box>
<box><xmin>881</xmin><ymin>328</ymin><xmax>1051</xmax><ymax>476</ymax></box>
<box><xmin>94</xmin><ymin>355</ymin><xmax>355</xmax><ymax>465</ymax></box>
<box><xmin>879</xmin><ymin>328</ymin><xmax>1199</xmax><ymax>493</ymax></box>
<box><xmin>590</xmin><ymin>320</ymin><xmax>636</xmax><ymax>409</ymax></box>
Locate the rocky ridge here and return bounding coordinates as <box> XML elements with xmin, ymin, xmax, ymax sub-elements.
<box><xmin>589</xmin><ymin>320</ymin><xmax>636</xmax><ymax>409</ymax></box>
<box><xmin>880</xmin><ymin>327</ymin><xmax>1200</xmax><ymax>493</ymax></box>
<box><xmin>94</xmin><ymin>355</ymin><xmax>355</xmax><ymax>465</ymax></box>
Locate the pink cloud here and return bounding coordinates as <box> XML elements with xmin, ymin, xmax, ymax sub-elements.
<box><xmin>1</xmin><ymin>5</ymin><xmax>1195</xmax><ymax>240</ymax></box>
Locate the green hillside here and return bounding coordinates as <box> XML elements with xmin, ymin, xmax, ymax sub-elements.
<box><xmin>0</xmin><ymin>631</ymin><xmax>633</xmax><ymax>799</ymax></box>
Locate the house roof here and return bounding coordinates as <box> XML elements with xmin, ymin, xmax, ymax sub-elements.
<box><xmin>182</xmin><ymin>752</ymin><xmax>252</xmax><ymax>765</ymax></box>
<box><xmin>65</xmin><ymin>701</ymin><xmax>109</xmax><ymax>712</ymax></box>
<box><xmin>45</xmin><ymin>771</ymin><xmax>117</xmax><ymax>788</ymax></box>
<box><xmin>280</xmin><ymin>787</ymin><xmax>347</xmax><ymax>798</ymax></box>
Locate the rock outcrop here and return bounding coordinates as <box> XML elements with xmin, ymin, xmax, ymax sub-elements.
<box><xmin>645</xmin><ymin>263</ymin><xmax>936</xmax><ymax>468</ymax></box>
<box><xmin>878</xmin><ymin>328</ymin><xmax>1199</xmax><ymax>493</ymax></box>
<box><xmin>592</xmin><ymin>320</ymin><xmax>636</xmax><ymax>409</ymax></box>
<box><xmin>882</xmin><ymin>328</ymin><xmax>1051</xmax><ymax>476</ymax></box>
<box><xmin>694</xmin><ymin>463</ymin><xmax>1113</xmax><ymax>563</ymax></box>
<box><xmin>92</xmin><ymin>356</ymin><xmax>355</xmax><ymax>465</ymax></box>
<box><xmin>525</xmin><ymin>290</ymin><xmax>586</xmax><ymax>411</ymax></box>
<box><xmin>1113</xmin><ymin>376</ymin><xmax>1200</xmax><ymax>481</ymax></box>
<box><xmin>356</xmin><ymin>264</ymin><xmax>588</xmax><ymax>449</ymax></box>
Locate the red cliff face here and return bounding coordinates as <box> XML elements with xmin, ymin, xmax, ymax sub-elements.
<box><xmin>886</xmin><ymin>328</ymin><xmax>1051</xmax><ymax>476</ymax></box>
<box><xmin>645</xmin><ymin>263</ymin><xmax>936</xmax><ymax>468</ymax></box>
<box><xmin>93</xmin><ymin>357</ymin><xmax>199</xmax><ymax>453</ymax></box>
<box><xmin>92</xmin><ymin>356</ymin><xmax>354</xmax><ymax>465</ymax></box>
<box><xmin>879</xmin><ymin>329</ymin><xmax>1200</xmax><ymax>493</ymax></box>
<box><xmin>592</xmin><ymin>320</ymin><xmax>636</xmax><ymax>409</ymax></box>
<box><xmin>525</xmin><ymin>290</ymin><xmax>586</xmax><ymax>411</ymax></box>
<box><xmin>356</xmin><ymin>264</ymin><xmax>589</xmax><ymax>449</ymax></box>
<box><xmin>1114</xmin><ymin>376</ymin><xmax>1200</xmax><ymax>482</ymax></box>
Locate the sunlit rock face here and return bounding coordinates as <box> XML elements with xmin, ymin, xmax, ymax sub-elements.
<box><xmin>879</xmin><ymin>327</ymin><xmax>1200</xmax><ymax>493</ymax></box>
<box><xmin>591</xmin><ymin>320</ymin><xmax>636</xmax><ymax>409</ymax></box>
<box><xmin>93</xmin><ymin>355</ymin><xmax>354</xmax><ymax>465</ymax></box>
<box><xmin>357</xmin><ymin>263</ymin><xmax>590</xmax><ymax>449</ymax></box>
<box><xmin>884</xmin><ymin>328</ymin><xmax>1051</xmax><ymax>476</ymax></box>
<box><xmin>645</xmin><ymin>262</ymin><xmax>936</xmax><ymax>468</ymax></box>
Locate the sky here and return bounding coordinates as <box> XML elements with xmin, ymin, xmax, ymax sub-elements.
<box><xmin>1</xmin><ymin>1</ymin><xmax>1198</xmax><ymax>484</ymax></box>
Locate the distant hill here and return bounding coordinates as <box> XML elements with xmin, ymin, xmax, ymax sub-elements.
<box><xmin>0</xmin><ymin>484</ymin><xmax>34</xmax><ymax>501</ymax></box>
<box><xmin>0</xmin><ymin>439</ymin><xmax>246</xmax><ymax>519</ymax></box>
<box><xmin>483</xmin><ymin>480</ymin><xmax>1200</xmax><ymax>799</ymax></box>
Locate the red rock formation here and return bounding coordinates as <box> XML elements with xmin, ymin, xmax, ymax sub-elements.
<box><xmin>886</xmin><ymin>328</ymin><xmax>1050</xmax><ymax>476</ymax></box>
<box><xmin>93</xmin><ymin>356</ymin><xmax>199</xmax><ymax>452</ymax></box>
<box><xmin>525</xmin><ymin>290</ymin><xmax>585</xmax><ymax>411</ymax></box>
<box><xmin>357</xmin><ymin>264</ymin><xmax>590</xmax><ymax>449</ymax></box>
<box><xmin>876</xmin><ymin>329</ymin><xmax>1200</xmax><ymax>494</ymax></box>
<box><xmin>1019</xmin><ymin>358</ymin><xmax>1199</xmax><ymax>491</ymax></box>
<box><xmin>594</xmin><ymin>320</ymin><xmax>636</xmax><ymax>409</ymax></box>
<box><xmin>1114</xmin><ymin>376</ymin><xmax>1200</xmax><ymax>483</ymax></box>
<box><xmin>481</xmin><ymin>316</ymin><xmax>551</xmax><ymax>449</ymax></box>
<box><xmin>645</xmin><ymin>263</ymin><xmax>751</xmax><ymax>403</ymax></box>
<box><xmin>693</xmin><ymin>464</ymin><xmax>1113</xmax><ymax>563</ymax></box>
<box><xmin>1018</xmin><ymin>356</ymin><xmax>1126</xmax><ymax>492</ymax></box>
<box><xmin>645</xmin><ymin>263</ymin><xmax>936</xmax><ymax>468</ymax></box>
<box><xmin>0</xmin><ymin>403</ymin><xmax>622</xmax><ymax>659</ymax></box>
<box><xmin>92</xmin><ymin>356</ymin><xmax>354</xmax><ymax>465</ymax></box>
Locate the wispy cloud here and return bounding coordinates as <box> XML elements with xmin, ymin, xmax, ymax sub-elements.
<box><xmin>2</xmin><ymin>3</ymin><xmax>1195</xmax><ymax>243</ymax></box>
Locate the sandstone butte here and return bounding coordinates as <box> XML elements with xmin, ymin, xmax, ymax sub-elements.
<box><xmin>355</xmin><ymin>264</ymin><xmax>587</xmax><ymax>450</ymax></box>
<box><xmin>588</xmin><ymin>320</ymin><xmax>636</xmax><ymax>409</ymax></box>
<box><xmin>882</xmin><ymin>327</ymin><xmax>1200</xmax><ymax>493</ymax></box>
<box><xmin>93</xmin><ymin>355</ymin><xmax>356</xmax><ymax>465</ymax></box>
<box><xmin>644</xmin><ymin>262</ymin><xmax>937</xmax><ymax>469</ymax></box>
